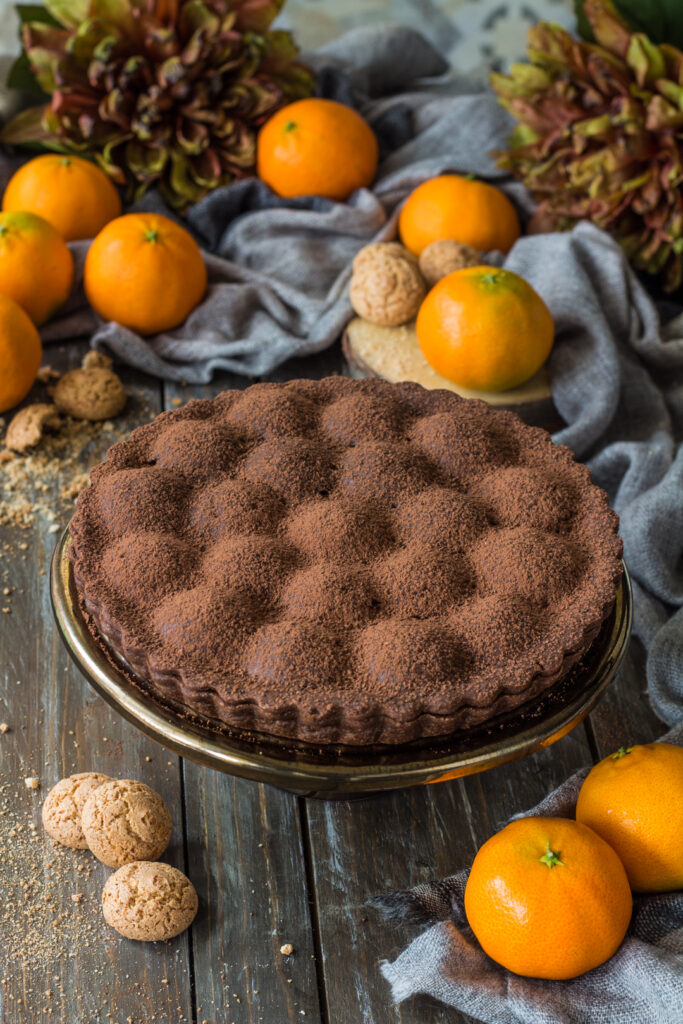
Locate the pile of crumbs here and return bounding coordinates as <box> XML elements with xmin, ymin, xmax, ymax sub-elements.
<box><xmin>0</xmin><ymin>771</ymin><xmax>98</xmax><ymax>995</ymax></box>
<box><xmin>0</xmin><ymin>416</ymin><xmax>125</xmax><ymax>532</ymax></box>
<box><xmin>0</xmin><ymin>766</ymin><xmax>195</xmax><ymax>1022</ymax></box>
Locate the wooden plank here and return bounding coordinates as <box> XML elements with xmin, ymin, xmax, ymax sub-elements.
<box><xmin>163</xmin><ymin>348</ymin><xmax>345</xmax><ymax>1024</ymax></box>
<box><xmin>180</xmin><ymin>770</ymin><xmax>322</xmax><ymax>1024</ymax></box>
<box><xmin>302</xmin><ymin>783</ymin><xmax>482</xmax><ymax>1024</ymax></box>
<box><xmin>587</xmin><ymin>638</ymin><xmax>666</xmax><ymax>757</ymax></box>
<box><xmin>0</xmin><ymin>343</ymin><xmax>195</xmax><ymax>1024</ymax></box>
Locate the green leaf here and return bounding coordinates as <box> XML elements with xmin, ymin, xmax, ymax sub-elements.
<box><xmin>87</xmin><ymin>0</ymin><xmax>137</xmax><ymax>33</ymax></box>
<box><xmin>0</xmin><ymin>104</ymin><xmax>53</xmax><ymax>144</ymax></box>
<box><xmin>232</xmin><ymin>0</ymin><xmax>285</xmax><ymax>35</ymax></box>
<box><xmin>573</xmin><ymin>113</ymin><xmax>613</xmax><ymax>136</ymax></box>
<box><xmin>575</xmin><ymin>0</ymin><xmax>683</xmax><ymax>51</ymax></box>
<box><xmin>42</xmin><ymin>0</ymin><xmax>90</xmax><ymax>28</ymax></box>
<box><xmin>10</xmin><ymin>1</ymin><xmax>61</xmax><ymax>96</ymax></box>
<box><xmin>490</xmin><ymin>64</ymin><xmax>551</xmax><ymax>99</ymax></box>
<box><xmin>25</xmin><ymin>49</ymin><xmax>61</xmax><ymax>93</ymax></box>
<box><xmin>15</xmin><ymin>4</ymin><xmax>61</xmax><ymax>27</ymax></box>
<box><xmin>658</xmin><ymin>79</ymin><xmax>683</xmax><ymax>109</ymax></box>
<box><xmin>5</xmin><ymin>52</ymin><xmax>46</xmax><ymax>94</ymax></box>
<box><xmin>508</xmin><ymin>123</ymin><xmax>541</xmax><ymax>147</ymax></box>
<box><xmin>627</xmin><ymin>33</ymin><xmax>666</xmax><ymax>86</ymax></box>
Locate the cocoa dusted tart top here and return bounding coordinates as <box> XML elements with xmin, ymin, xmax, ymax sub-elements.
<box><xmin>69</xmin><ymin>378</ymin><xmax>623</xmax><ymax>747</ymax></box>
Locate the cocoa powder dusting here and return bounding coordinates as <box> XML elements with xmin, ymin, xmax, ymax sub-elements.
<box><xmin>69</xmin><ymin>377</ymin><xmax>623</xmax><ymax>746</ymax></box>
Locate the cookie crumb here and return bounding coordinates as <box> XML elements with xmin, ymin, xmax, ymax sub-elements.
<box><xmin>81</xmin><ymin>350</ymin><xmax>113</xmax><ymax>371</ymax></box>
<box><xmin>280</xmin><ymin>943</ymin><xmax>294</xmax><ymax>956</ymax></box>
<box><xmin>36</xmin><ymin>365</ymin><xmax>61</xmax><ymax>383</ymax></box>
<box><xmin>24</xmin><ymin>777</ymin><xmax>40</xmax><ymax>790</ymax></box>
<box><xmin>0</xmin><ymin>722</ymin><xmax>9</xmax><ymax>733</ymax></box>
<box><xmin>1</xmin><ymin>414</ymin><xmax>126</xmax><ymax>531</ymax></box>
<box><xmin>5</xmin><ymin>404</ymin><xmax>61</xmax><ymax>453</ymax></box>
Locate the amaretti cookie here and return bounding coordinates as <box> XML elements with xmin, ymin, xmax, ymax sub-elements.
<box><xmin>102</xmin><ymin>861</ymin><xmax>198</xmax><ymax>941</ymax></box>
<box><xmin>81</xmin><ymin>779</ymin><xmax>172</xmax><ymax>868</ymax></box>
<box><xmin>42</xmin><ymin>772</ymin><xmax>111</xmax><ymax>849</ymax></box>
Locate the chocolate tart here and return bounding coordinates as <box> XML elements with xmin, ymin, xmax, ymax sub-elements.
<box><xmin>69</xmin><ymin>378</ymin><xmax>623</xmax><ymax>747</ymax></box>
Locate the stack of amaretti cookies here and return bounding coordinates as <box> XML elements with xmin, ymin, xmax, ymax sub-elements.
<box><xmin>42</xmin><ymin>772</ymin><xmax>198</xmax><ymax>941</ymax></box>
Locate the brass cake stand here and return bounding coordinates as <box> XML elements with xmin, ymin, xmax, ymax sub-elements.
<box><xmin>51</xmin><ymin>528</ymin><xmax>632</xmax><ymax>798</ymax></box>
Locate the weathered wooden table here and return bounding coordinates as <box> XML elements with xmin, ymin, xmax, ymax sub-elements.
<box><xmin>0</xmin><ymin>340</ymin><xmax>665</xmax><ymax>1024</ymax></box>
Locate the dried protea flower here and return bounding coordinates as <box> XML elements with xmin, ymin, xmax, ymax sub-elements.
<box><xmin>491</xmin><ymin>0</ymin><xmax>683</xmax><ymax>291</ymax></box>
<box><xmin>2</xmin><ymin>0</ymin><xmax>315</xmax><ymax>211</ymax></box>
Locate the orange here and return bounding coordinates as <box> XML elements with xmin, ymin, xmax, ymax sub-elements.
<box><xmin>84</xmin><ymin>213</ymin><xmax>207</xmax><ymax>336</ymax></box>
<box><xmin>0</xmin><ymin>292</ymin><xmax>42</xmax><ymax>413</ymax></box>
<box><xmin>257</xmin><ymin>97</ymin><xmax>378</xmax><ymax>201</ymax></box>
<box><xmin>3</xmin><ymin>154</ymin><xmax>122</xmax><ymax>241</ymax></box>
<box><xmin>464</xmin><ymin>817</ymin><xmax>632</xmax><ymax>980</ymax></box>
<box><xmin>0</xmin><ymin>210</ymin><xmax>74</xmax><ymax>326</ymax></box>
<box><xmin>576</xmin><ymin>743</ymin><xmax>683</xmax><ymax>893</ymax></box>
<box><xmin>399</xmin><ymin>174</ymin><xmax>520</xmax><ymax>256</ymax></box>
<box><xmin>416</xmin><ymin>265</ymin><xmax>553</xmax><ymax>392</ymax></box>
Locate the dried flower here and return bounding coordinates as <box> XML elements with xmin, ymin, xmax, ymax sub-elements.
<box><xmin>491</xmin><ymin>0</ymin><xmax>683</xmax><ymax>291</ymax></box>
<box><xmin>2</xmin><ymin>0</ymin><xmax>315</xmax><ymax>211</ymax></box>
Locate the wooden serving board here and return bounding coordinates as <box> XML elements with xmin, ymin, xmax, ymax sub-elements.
<box><xmin>343</xmin><ymin>316</ymin><xmax>553</xmax><ymax>409</ymax></box>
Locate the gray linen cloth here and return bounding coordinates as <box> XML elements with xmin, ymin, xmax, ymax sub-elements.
<box><xmin>374</xmin><ymin>724</ymin><xmax>683</xmax><ymax>1024</ymax></box>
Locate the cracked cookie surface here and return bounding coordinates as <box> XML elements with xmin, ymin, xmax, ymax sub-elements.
<box><xmin>81</xmin><ymin>778</ymin><xmax>171</xmax><ymax>867</ymax></box>
<box><xmin>42</xmin><ymin>772</ymin><xmax>111</xmax><ymax>849</ymax></box>
<box><xmin>102</xmin><ymin>861</ymin><xmax>197</xmax><ymax>941</ymax></box>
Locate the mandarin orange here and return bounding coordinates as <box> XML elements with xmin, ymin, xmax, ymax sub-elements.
<box><xmin>0</xmin><ymin>210</ymin><xmax>73</xmax><ymax>325</ymax></box>
<box><xmin>0</xmin><ymin>292</ymin><xmax>42</xmax><ymax>413</ymax></box>
<box><xmin>399</xmin><ymin>174</ymin><xmax>520</xmax><ymax>256</ymax></box>
<box><xmin>3</xmin><ymin>154</ymin><xmax>121</xmax><ymax>241</ymax></box>
<box><xmin>84</xmin><ymin>213</ymin><xmax>207</xmax><ymax>335</ymax></box>
<box><xmin>464</xmin><ymin>816</ymin><xmax>632</xmax><ymax>980</ymax></box>
<box><xmin>257</xmin><ymin>98</ymin><xmax>378</xmax><ymax>201</ymax></box>
<box><xmin>416</xmin><ymin>265</ymin><xmax>553</xmax><ymax>392</ymax></box>
<box><xmin>576</xmin><ymin>743</ymin><xmax>683</xmax><ymax>893</ymax></box>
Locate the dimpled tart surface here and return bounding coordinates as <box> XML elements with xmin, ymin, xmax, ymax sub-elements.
<box><xmin>69</xmin><ymin>378</ymin><xmax>623</xmax><ymax>746</ymax></box>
